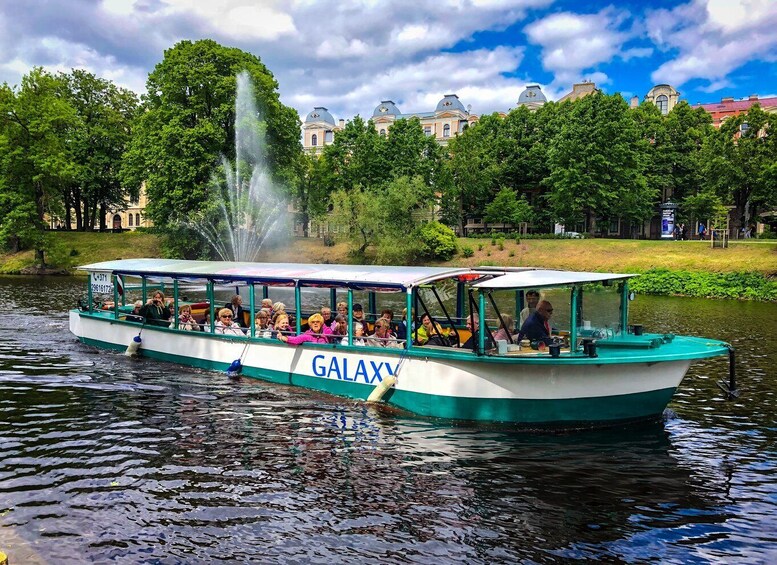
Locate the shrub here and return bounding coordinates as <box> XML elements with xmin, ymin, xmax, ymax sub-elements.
<box><xmin>478</xmin><ymin>244</ymin><xmax>484</xmax><ymax>251</ymax></box>
<box><xmin>491</xmin><ymin>237</ymin><xmax>497</xmax><ymax>246</ymax></box>
<box><xmin>509</xmin><ymin>250</ymin><xmax>515</xmax><ymax>257</ymax></box>
<box><xmin>462</xmin><ymin>246</ymin><xmax>474</xmax><ymax>258</ymax></box>
<box><xmin>498</xmin><ymin>242</ymin><xmax>504</xmax><ymax>251</ymax></box>
<box><xmin>413</xmin><ymin>222</ymin><xmax>458</xmax><ymax>261</ymax></box>
<box><xmin>322</xmin><ymin>234</ymin><xmax>336</xmax><ymax>247</ymax></box>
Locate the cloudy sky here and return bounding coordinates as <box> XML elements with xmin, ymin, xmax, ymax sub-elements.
<box><xmin>1</xmin><ymin>0</ymin><xmax>775</xmax><ymax>122</ymax></box>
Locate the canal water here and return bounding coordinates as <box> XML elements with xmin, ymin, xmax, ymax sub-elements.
<box><xmin>0</xmin><ymin>276</ymin><xmax>775</xmax><ymax>563</ymax></box>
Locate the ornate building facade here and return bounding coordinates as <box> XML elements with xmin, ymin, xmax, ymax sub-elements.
<box><xmin>104</xmin><ymin>183</ymin><xmax>153</xmax><ymax>231</ymax></box>
<box><xmin>692</xmin><ymin>94</ymin><xmax>777</xmax><ymax>128</ymax></box>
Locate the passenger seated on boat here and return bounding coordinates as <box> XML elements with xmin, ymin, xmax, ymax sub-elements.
<box><xmin>349</xmin><ymin>322</ymin><xmax>366</xmax><ymax>346</ymax></box>
<box><xmin>519</xmin><ymin>290</ymin><xmax>541</xmax><ymax>326</ymax></box>
<box><xmin>352</xmin><ymin>303</ymin><xmax>368</xmax><ymax>331</ymax></box>
<box><xmin>334</xmin><ymin>302</ymin><xmax>348</xmax><ymax>329</ymax></box>
<box><xmin>175</xmin><ymin>305</ymin><xmax>200</xmax><ymax>332</ymax></box>
<box><xmin>365</xmin><ymin>318</ymin><xmax>402</xmax><ymax>348</ymax></box>
<box><xmin>223</xmin><ymin>295</ymin><xmax>246</xmax><ymax>326</ymax></box>
<box><xmin>380</xmin><ymin>309</ymin><xmax>400</xmax><ymax>336</ymax></box>
<box><xmin>254</xmin><ymin>309</ymin><xmax>273</xmax><ymax>337</ymax></box>
<box><xmin>279</xmin><ymin>313</ymin><xmax>329</xmax><ymax>345</ymax></box>
<box><xmin>126</xmin><ymin>300</ymin><xmax>145</xmax><ymax>323</ymax></box>
<box><xmin>330</xmin><ymin>314</ymin><xmax>348</xmax><ymax>343</ymax></box>
<box><xmin>320</xmin><ymin>306</ymin><xmax>334</xmax><ymax>329</ymax></box>
<box><xmin>517</xmin><ymin>300</ymin><xmax>553</xmax><ymax>346</ymax></box>
<box><xmin>271</xmin><ymin>313</ymin><xmax>293</xmax><ymax>338</ymax></box>
<box><xmin>414</xmin><ymin>313</ymin><xmax>449</xmax><ymax>346</ymax></box>
<box><xmin>260</xmin><ymin>298</ymin><xmax>274</xmax><ymax>317</ymax></box>
<box><xmin>215</xmin><ymin>308</ymin><xmax>245</xmax><ymax>337</ymax></box>
<box><xmin>140</xmin><ymin>291</ymin><xmax>172</xmax><ymax>327</ymax></box>
<box><xmin>493</xmin><ymin>314</ymin><xmax>517</xmax><ymax>344</ymax></box>
<box><xmin>459</xmin><ymin>313</ymin><xmax>495</xmax><ymax>351</ymax></box>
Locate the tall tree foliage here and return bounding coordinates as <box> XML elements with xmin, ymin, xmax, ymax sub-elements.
<box><xmin>702</xmin><ymin>105</ymin><xmax>776</xmax><ymax>230</ymax></box>
<box><xmin>61</xmin><ymin>69</ymin><xmax>139</xmax><ymax>231</ymax></box>
<box><xmin>121</xmin><ymin>39</ymin><xmax>301</xmax><ymax>257</ymax></box>
<box><xmin>0</xmin><ymin>68</ymin><xmax>78</xmax><ymax>262</ymax></box>
<box><xmin>547</xmin><ymin>92</ymin><xmax>653</xmax><ymax>234</ymax></box>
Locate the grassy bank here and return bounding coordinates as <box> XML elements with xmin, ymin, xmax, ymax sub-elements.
<box><xmin>2</xmin><ymin>233</ymin><xmax>775</xmax><ymax>300</ymax></box>
<box><xmin>0</xmin><ymin>231</ymin><xmax>163</xmax><ymax>274</ymax></box>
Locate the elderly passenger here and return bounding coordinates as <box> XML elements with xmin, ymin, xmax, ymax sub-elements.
<box><xmin>279</xmin><ymin>313</ymin><xmax>329</xmax><ymax>345</ymax></box>
<box><xmin>215</xmin><ymin>307</ymin><xmax>245</xmax><ymax>337</ymax></box>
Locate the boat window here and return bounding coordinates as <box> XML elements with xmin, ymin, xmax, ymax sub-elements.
<box><xmin>578</xmin><ymin>283</ymin><xmax>623</xmax><ymax>338</ymax></box>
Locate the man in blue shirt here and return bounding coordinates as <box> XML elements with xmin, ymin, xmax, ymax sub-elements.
<box><xmin>518</xmin><ymin>300</ymin><xmax>554</xmax><ymax>345</ymax></box>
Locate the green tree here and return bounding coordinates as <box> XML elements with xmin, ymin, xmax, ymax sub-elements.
<box><xmin>330</xmin><ymin>175</ymin><xmax>434</xmax><ymax>262</ymax></box>
<box><xmin>320</xmin><ymin>115</ymin><xmax>385</xmax><ymax>194</ymax></box>
<box><xmin>483</xmin><ymin>188</ymin><xmax>533</xmax><ymax>225</ymax></box>
<box><xmin>446</xmin><ymin>113</ymin><xmax>503</xmax><ymax>230</ymax></box>
<box><xmin>547</xmin><ymin>92</ymin><xmax>652</xmax><ymax>235</ymax></box>
<box><xmin>121</xmin><ymin>39</ymin><xmax>301</xmax><ymax>257</ymax></box>
<box><xmin>702</xmin><ymin>105</ymin><xmax>776</xmax><ymax>231</ymax></box>
<box><xmin>293</xmin><ymin>152</ymin><xmax>329</xmax><ymax>237</ymax></box>
<box><xmin>0</xmin><ymin>68</ymin><xmax>78</xmax><ymax>263</ymax></box>
<box><xmin>61</xmin><ymin>69</ymin><xmax>139</xmax><ymax>231</ymax></box>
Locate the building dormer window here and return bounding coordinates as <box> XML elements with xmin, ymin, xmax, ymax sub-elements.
<box><xmin>656</xmin><ymin>95</ymin><xmax>668</xmax><ymax>115</ymax></box>
<box><xmin>311</xmin><ymin>134</ymin><xmax>317</xmax><ymax>146</ymax></box>
<box><xmin>443</xmin><ymin>124</ymin><xmax>450</xmax><ymax>138</ymax></box>
<box><xmin>380</xmin><ymin>129</ymin><xmax>386</xmax><ymax>137</ymax></box>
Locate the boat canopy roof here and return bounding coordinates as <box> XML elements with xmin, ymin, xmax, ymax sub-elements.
<box><xmin>78</xmin><ymin>259</ymin><xmax>636</xmax><ymax>291</ymax></box>
<box><xmin>78</xmin><ymin>259</ymin><xmax>477</xmax><ymax>290</ymax></box>
<box><xmin>472</xmin><ymin>269</ymin><xmax>636</xmax><ymax>290</ymax></box>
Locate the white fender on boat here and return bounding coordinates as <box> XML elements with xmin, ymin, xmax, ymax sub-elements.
<box><xmin>367</xmin><ymin>375</ymin><xmax>397</xmax><ymax>403</ymax></box>
<box><xmin>125</xmin><ymin>335</ymin><xmax>142</xmax><ymax>357</ymax></box>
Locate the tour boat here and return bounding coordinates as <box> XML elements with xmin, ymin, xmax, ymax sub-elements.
<box><xmin>69</xmin><ymin>259</ymin><xmax>733</xmax><ymax>428</ymax></box>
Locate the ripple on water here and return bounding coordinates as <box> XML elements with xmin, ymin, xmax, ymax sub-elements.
<box><xmin>0</xmin><ymin>278</ymin><xmax>776</xmax><ymax>563</ymax></box>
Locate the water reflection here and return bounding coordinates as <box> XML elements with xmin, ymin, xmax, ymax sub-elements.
<box><xmin>0</xmin><ymin>276</ymin><xmax>775</xmax><ymax>563</ymax></box>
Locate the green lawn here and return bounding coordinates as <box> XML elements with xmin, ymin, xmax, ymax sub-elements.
<box><xmin>3</xmin><ymin>232</ymin><xmax>775</xmax><ymax>277</ymax></box>
<box><xmin>0</xmin><ymin>231</ymin><xmax>163</xmax><ymax>274</ymax></box>
<box><xmin>450</xmin><ymin>238</ymin><xmax>777</xmax><ymax>275</ymax></box>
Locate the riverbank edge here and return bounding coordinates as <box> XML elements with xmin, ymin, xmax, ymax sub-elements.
<box><xmin>2</xmin><ymin>234</ymin><xmax>775</xmax><ymax>301</ymax></box>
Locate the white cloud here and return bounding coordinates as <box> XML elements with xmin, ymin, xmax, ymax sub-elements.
<box><xmin>524</xmin><ymin>7</ymin><xmax>647</xmax><ymax>90</ymax></box>
<box><xmin>163</xmin><ymin>0</ymin><xmax>297</xmax><ymax>41</ymax></box>
<box><xmin>288</xmin><ymin>46</ymin><xmax>528</xmax><ymax>119</ymax></box>
<box><xmin>647</xmin><ymin>0</ymin><xmax>777</xmax><ymax>90</ymax></box>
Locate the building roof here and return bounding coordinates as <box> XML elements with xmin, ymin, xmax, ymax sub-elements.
<box><xmin>372</xmin><ymin>100</ymin><xmax>402</xmax><ymax>118</ymax></box>
<box><xmin>693</xmin><ymin>96</ymin><xmax>777</xmax><ymax>113</ymax></box>
<box><xmin>305</xmin><ymin>107</ymin><xmax>335</xmax><ymax>125</ymax></box>
<box><xmin>435</xmin><ymin>94</ymin><xmax>466</xmax><ymax>113</ymax></box>
<box><xmin>517</xmin><ymin>85</ymin><xmax>547</xmax><ymax>105</ymax></box>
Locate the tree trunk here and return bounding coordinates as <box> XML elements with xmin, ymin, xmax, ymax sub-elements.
<box><xmin>74</xmin><ymin>188</ymin><xmax>83</xmax><ymax>230</ymax></box>
<box><xmin>587</xmin><ymin>210</ymin><xmax>597</xmax><ymax>237</ymax></box>
<box><xmin>35</xmin><ymin>247</ymin><xmax>46</xmax><ymax>267</ymax></box>
<box><xmin>99</xmin><ymin>202</ymin><xmax>107</xmax><ymax>231</ymax></box>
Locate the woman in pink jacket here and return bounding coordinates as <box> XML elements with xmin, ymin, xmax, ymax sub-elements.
<box><xmin>278</xmin><ymin>313</ymin><xmax>329</xmax><ymax>345</ymax></box>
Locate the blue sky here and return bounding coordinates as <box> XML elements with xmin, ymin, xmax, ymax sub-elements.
<box><xmin>0</xmin><ymin>0</ymin><xmax>775</xmax><ymax>121</ymax></box>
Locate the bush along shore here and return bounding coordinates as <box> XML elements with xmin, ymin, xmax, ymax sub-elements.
<box><xmin>629</xmin><ymin>269</ymin><xmax>777</xmax><ymax>301</ymax></box>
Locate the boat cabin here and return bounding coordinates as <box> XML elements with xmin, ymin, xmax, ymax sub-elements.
<box><xmin>79</xmin><ymin>259</ymin><xmax>644</xmax><ymax>358</ymax></box>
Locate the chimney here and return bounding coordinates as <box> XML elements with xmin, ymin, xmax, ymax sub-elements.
<box><xmin>630</xmin><ymin>96</ymin><xmax>639</xmax><ymax>108</ymax></box>
<box><xmin>339</xmin><ymin>119</ymin><xmax>345</xmax><ymax>128</ymax></box>
<box><xmin>721</xmin><ymin>97</ymin><xmax>734</xmax><ymax>103</ymax></box>
<box><xmin>749</xmin><ymin>94</ymin><xmax>758</xmax><ymax>101</ymax></box>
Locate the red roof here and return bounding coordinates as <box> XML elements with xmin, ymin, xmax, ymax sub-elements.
<box><xmin>693</xmin><ymin>97</ymin><xmax>777</xmax><ymax>112</ymax></box>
